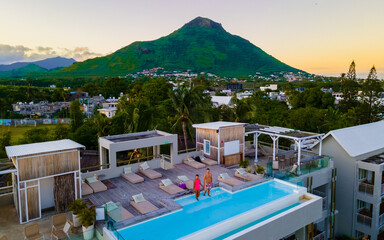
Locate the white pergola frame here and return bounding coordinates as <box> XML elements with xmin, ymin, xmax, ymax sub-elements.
<box><xmin>245</xmin><ymin>127</ymin><xmax>324</xmax><ymax>174</ymax></box>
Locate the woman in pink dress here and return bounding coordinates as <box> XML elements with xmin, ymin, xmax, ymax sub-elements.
<box><xmin>193</xmin><ymin>174</ymin><xmax>203</xmax><ymax>200</ymax></box>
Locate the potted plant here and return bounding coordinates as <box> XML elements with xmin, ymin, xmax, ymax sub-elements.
<box><xmin>79</xmin><ymin>206</ymin><xmax>96</xmax><ymax>240</ymax></box>
<box><xmin>68</xmin><ymin>199</ymin><xmax>87</xmax><ymax>227</ymax></box>
<box><xmin>255</xmin><ymin>165</ymin><xmax>265</xmax><ymax>175</ymax></box>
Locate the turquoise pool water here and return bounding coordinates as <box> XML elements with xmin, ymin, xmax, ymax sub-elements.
<box><xmin>116</xmin><ymin>180</ymin><xmax>297</xmax><ymax>240</ymax></box>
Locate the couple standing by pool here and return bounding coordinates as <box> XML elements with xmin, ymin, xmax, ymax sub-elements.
<box><xmin>193</xmin><ymin>168</ymin><xmax>212</xmax><ymax>200</ymax></box>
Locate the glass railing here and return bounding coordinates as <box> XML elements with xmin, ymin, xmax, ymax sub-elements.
<box><xmin>268</xmin><ymin>156</ymin><xmax>331</xmax><ymax>181</ymax></box>
<box><xmin>357</xmin><ymin>213</ymin><xmax>372</xmax><ymax>227</ymax></box>
<box><xmin>313</xmin><ymin>231</ymin><xmax>326</xmax><ymax>240</ymax></box>
<box><xmin>313</xmin><ymin>190</ymin><xmax>328</xmax><ymax>210</ymax></box>
<box><xmin>379</xmin><ymin>213</ymin><xmax>384</xmax><ymax>227</ymax></box>
<box><xmin>358</xmin><ymin>182</ymin><xmax>374</xmax><ymax>195</ymax></box>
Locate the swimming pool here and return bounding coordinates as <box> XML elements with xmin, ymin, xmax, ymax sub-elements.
<box><xmin>116</xmin><ymin>180</ymin><xmax>301</xmax><ymax>240</ymax></box>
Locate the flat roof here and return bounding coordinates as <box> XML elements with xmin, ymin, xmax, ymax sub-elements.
<box><xmin>5</xmin><ymin>139</ymin><xmax>85</xmax><ymax>158</ymax></box>
<box><xmin>192</xmin><ymin>121</ymin><xmax>246</xmax><ymax>130</ymax></box>
<box><xmin>246</xmin><ymin>124</ymin><xmax>320</xmax><ymax>139</ymax></box>
<box><xmin>102</xmin><ymin>130</ymin><xmax>172</xmax><ymax>143</ymax></box>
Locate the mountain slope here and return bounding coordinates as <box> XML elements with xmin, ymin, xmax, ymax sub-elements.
<box><xmin>0</xmin><ymin>57</ymin><xmax>76</xmax><ymax>72</ymax></box>
<box><xmin>0</xmin><ymin>64</ymin><xmax>49</xmax><ymax>77</ymax></box>
<box><xmin>59</xmin><ymin>17</ymin><xmax>302</xmax><ymax>77</ymax></box>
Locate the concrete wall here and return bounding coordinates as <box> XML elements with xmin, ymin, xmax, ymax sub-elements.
<box><xmin>315</xmin><ymin>137</ymin><xmax>356</xmax><ymax>237</ymax></box>
<box><xmin>227</xmin><ymin>195</ymin><xmax>323</xmax><ymax>240</ymax></box>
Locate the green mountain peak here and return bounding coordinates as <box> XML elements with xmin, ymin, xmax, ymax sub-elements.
<box><xmin>58</xmin><ymin>17</ymin><xmax>302</xmax><ymax>77</ymax></box>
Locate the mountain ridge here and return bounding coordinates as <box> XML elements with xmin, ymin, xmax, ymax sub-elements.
<box><xmin>0</xmin><ymin>57</ymin><xmax>76</xmax><ymax>72</ymax></box>
<box><xmin>60</xmin><ymin>17</ymin><xmax>304</xmax><ymax>77</ymax></box>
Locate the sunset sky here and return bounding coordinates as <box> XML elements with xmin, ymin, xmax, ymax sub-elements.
<box><xmin>1</xmin><ymin>0</ymin><xmax>383</xmax><ymax>78</ymax></box>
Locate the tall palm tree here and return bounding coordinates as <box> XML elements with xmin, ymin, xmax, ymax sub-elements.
<box><xmin>170</xmin><ymin>86</ymin><xmax>209</xmax><ymax>151</ymax></box>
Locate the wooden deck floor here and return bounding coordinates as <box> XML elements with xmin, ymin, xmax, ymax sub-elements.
<box><xmin>83</xmin><ymin>163</ymin><xmax>239</xmax><ymax>218</ymax></box>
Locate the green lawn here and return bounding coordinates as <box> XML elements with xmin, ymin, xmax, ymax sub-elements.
<box><xmin>0</xmin><ymin>124</ymin><xmax>59</xmax><ymax>145</ymax></box>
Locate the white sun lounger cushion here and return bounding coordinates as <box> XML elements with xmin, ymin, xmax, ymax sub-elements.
<box><xmin>105</xmin><ymin>201</ymin><xmax>118</xmax><ymax>212</ymax></box>
<box><xmin>132</xmin><ymin>193</ymin><xmax>146</xmax><ymax>203</ymax></box>
<box><xmin>236</xmin><ymin>168</ymin><xmax>248</xmax><ymax>176</ymax></box>
<box><xmin>161</xmin><ymin>179</ymin><xmax>173</xmax><ymax>187</ymax></box>
<box><xmin>178</xmin><ymin>175</ymin><xmax>189</xmax><ymax>182</ymax></box>
<box><xmin>220</xmin><ymin>173</ymin><xmax>230</xmax><ymax>179</ymax></box>
<box><xmin>124</xmin><ymin>167</ymin><xmax>132</xmax><ymax>174</ymax></box>
<box><xmin>187</xmin><ymin>157</ymin><xmax>195</xmax><ymax>162</ymax></box>
<box><xmin>86</xmin><ymin>176</ymin><xmax>98</xmax><ymax>183</ymax></box>
<box><xmin>140</xmin><ymin>162</ymin><xmax>150</xmax><ymax>170</ymax></box>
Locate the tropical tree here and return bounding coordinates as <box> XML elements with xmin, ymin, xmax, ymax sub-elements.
<box><xmin>69</xmin><ymin>100</ymin><xmax>84</xmax><ymax>132</ymax></box>
<box><xmin>361</xmin><ymin>66</ymin><xmax>383</xmax><ymax>122</ymax></box>
<box><xmin>339</xmin><ymin>61</ymin><xmax>359</xmax><ymax>112</ymax></box>
<box><xmin>170</xmin><ymin>86</ymin><xmax>211</xmax><ymax>151</ymax></box>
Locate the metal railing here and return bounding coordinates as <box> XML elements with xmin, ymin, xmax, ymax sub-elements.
<box><xmin>0</xmin><ymin>185</ymin><xmax>13</xmax><ymax>196</ymax></box>
<box><xmin>178</xmin><ymin>148</ymin><xmax>197</xmax><ymax>154</ymax></box>
<box><xmin>358</xmin><ymin>182</ymin><xmax>374</xmax><ymax>195</ymax></box>
<box><xmin>357</xmin><ymin>213</ymin><xmax>372</xmax><ymax>227</ymax></box>
<box><xmin>313</xmin><ymin>231</ymin><xmax>326</xmax><ymax>240</ymax></box>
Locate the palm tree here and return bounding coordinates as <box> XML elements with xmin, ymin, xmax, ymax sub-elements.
<box><xmin>170</xmin><ymin>86</ymin><xmax>210</xmax><ymax>151</ymax></box>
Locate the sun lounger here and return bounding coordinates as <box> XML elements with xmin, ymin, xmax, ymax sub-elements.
<box><xmin>130</xmin><ymin>193</ymin><xmax>159</xmax><ymax>214</ymax></box>
<box><xmin>201</xmin><ymin>157</ymin><xmax>217</xmax><ymax>166</ymax></box>
<box><xmin>81</xmin><ymin>180</ymin><xmax>93</xmax><ymax>196</ymax></box>
<box><xmin>121</xmin><ymin>167</ymin><xmax>144</xmax><ymax>184</ymax></box>
<box><xmin>106</xmin><ymin>201</ymin><xmax>134</xmax><ymax>222</ymax></box>
<box><xmin>218</xmin><ymin>173</ymin><xmax>243</xmax><ymax>186</ymax></box>
<box><xmin>86</xmin><ymin>176</ymin><xmax>107</xmax><ymax>193</ymax></box>
<box><xmin>183</xmin><ymin>157</ymin><xmax>205</xmax><ymax>169</ymax></box>
<box><xmin>24</xmin><ymin>222</ymin><xmax>44</xmax><ymax>240</ymax></box>
<box><xmin>138</xmin><ymin>162</ymin><xmax>162</xmax><ymax>179</ymax></box>
<box><xmin>235</xmin><ymin>168</ymin><xmax>263</xmax><ymax>181</ymax></box>
<box><xmin>177</xmin><ymin>175</ymin><xmax>194</xmax><ymax>190</ymax></box>
<box><xmin>159</xmin><ymin>179</ymin><xmax>184</xmax><ymax>194</ymax></box>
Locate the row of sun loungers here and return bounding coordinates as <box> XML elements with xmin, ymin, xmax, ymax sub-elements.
<box><xmin>183</xmin><ymin>156</ymin><xmax>218</xmax><ymax>169</ymax></box>
<box><xmin>81</xmin><ymin>176</ymin><xmax>108</xmax><ymax>196</ymax></box>
<box><xmin>218</xmin><ymin>168</ymin><xmax>264</xmax><ymax>186</ymax></box>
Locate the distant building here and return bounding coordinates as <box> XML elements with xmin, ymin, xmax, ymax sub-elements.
<box><xmin>98</xmin><ymin>107</ymin><xmax>117</xmax><ymax>118</ymax></box>
<box><xmin>12</xmin><ymin>101</ymin><xmax>70</xmax><ymax>117</ymax></box>
<box><xmin>211</xmin><ymin>96</ymin><xmax>233</xmax><ymax>107</ymax></box>
<box><xmin>226</xmin><ymin>83</ymin><xmax>243</xmax><ymax>91</ymax></box>
<box><xmin>260</xmin><ymin>84</ymin><xmax>278</xmax><ymax>91</ymax></box>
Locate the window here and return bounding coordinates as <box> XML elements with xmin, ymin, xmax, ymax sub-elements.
<box><xmin>204</xmin><ymin>140</ymin><xmax>210</xmax><ymax>155</ymax></box>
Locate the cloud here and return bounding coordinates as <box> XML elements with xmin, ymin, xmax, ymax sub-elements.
<box><xmin>61</xmin><ymin>47</ymin><xmax>102</xmax><ymax>62</ymax></box>
<box><xmin>0</xmin><ymin>44</ymin><xmax>31</xmax><ymax>64</ymax></box>
<box><xmin>0</xmin><ymin>43</ymin><xmax>103</xmax><ymax>64</ymax></box>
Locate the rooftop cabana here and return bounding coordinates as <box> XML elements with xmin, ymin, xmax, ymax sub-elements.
<box><xmin>245</xmin><ymin>124</ymin><xmax>325</xmax><ymax>174</ymax></box>
<box><xmin>91</xmin><ymin>130</ymin><xmax>178</xmax><ymax>179</ymax></box>
<box><xmin>193</xmin><ymin>121</ymin><xmax>247</xmax><ymax>166</ymax></box>
<box><xmin>5</xmin><ymin>139</ymin><xmax>85</xmax><ymax>224</ymax></box>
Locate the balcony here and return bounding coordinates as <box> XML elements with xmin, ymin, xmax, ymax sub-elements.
<box><xmin>381</xmin><ymin>184</ymin><xmax>384</xmax><ymax>196</ymax></box>
<box><xmin>359</xmin><ymin>182</ymin><xmax>374</xmax><ymax>195</ymax></box>
<box><xmin>313</xmin><ymin>190</ymin><xmax>328</xmax><ymax>211</ymax></box>
<box><xmin>313</xmin><ymin>230</ymin><xmax>326</xmax><ymax>240</ymax></box>
<box><xmin>379</xmin><ymin>213</ymin><xmax>384</xmax><ymax>228</ymax></box>
<box><xmin>357</xmin><ymin>208</ymin><xmax>372</xmax><ymax>227</ymax></box>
